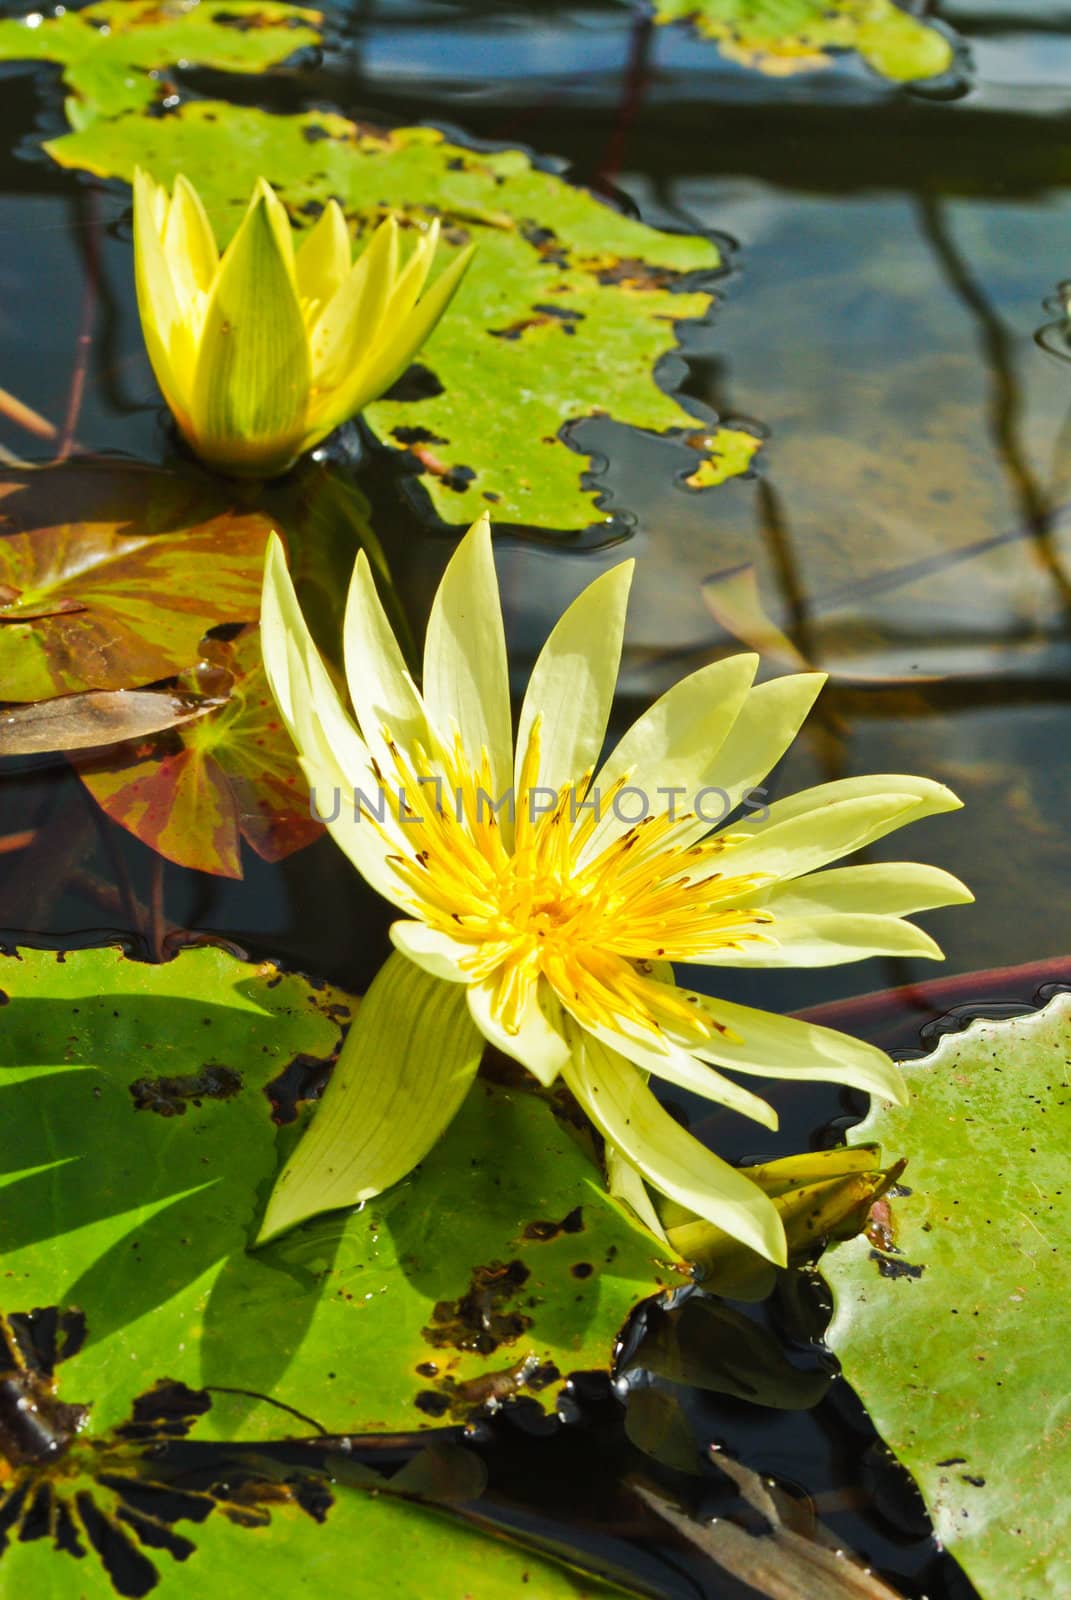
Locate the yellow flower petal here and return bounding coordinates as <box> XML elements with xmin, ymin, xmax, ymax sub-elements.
<box><xmin>691</xmin><ymin>911</ymin><xmax>946</xmax><ymax>967</ymax></box>
<box><xmin>578</xmin><ymin>653</ymin><xmax>760</xmax><ymax>866</ymax></box>
<box><xmin>256</xmin><ymin>953</ymin><xmax>483</xmax><ymax>1244</ymax></box>
<box><xmin>678</xmin><ymin>990</ymin><xmax>909</xmax><ymax>1105</ymax></box>
<box><xmin>265</xmin><ymin>545</ymin><xmax>383</xmax><ymax>794</ymax></box>
<box><xmin>725</xmin><ymin>861</ymin><xmax>975</xmax><ymax>918</ymax></box>
<box><xmin>308</xmin><ymin>213</ymin><xmax>399</xmax><ymax>393</ymax></box>
<box><xmin>707</xmin><ymin>790</ymin><xmax>945</xmax><ymax>885</ymax></box>
<box><xmin>283</xmin><ymin>633</ymin><xmax>411</xmax><ymax>909</ymax></box>
<box><xmin>132</xmin><ymin>167</ymin><xmax>189</xmax><ymax>419</ymax></box>
<box><xmin>262</xmin><ymin>539</ymin><xmax>409</xmax><ymax>905</ymax></box>
<box><xmin>565</xmin><ymin>1037</ymin><xmax>787</xmax><ymax>1266</ymax></box>
<box><xmin>189</xmin><ymin>191</ymin><xmax>310</xmax><ymax>473</ymax></box>
<box><xmin>295</xmin><ymin>198</ymin><xmax>351</xmax><ymax>309</ymax></box>
<box><xmin>571</xmin><ymin>1013</ymin><xmax>779</xmax><ymax>1129</ymax></box>
<box><xmin>515</xmin><ymin>559</ymin><xmax>634</xmax><ymax>798</ymax></box>
<box><xmin>466</xmin><ymin>974</ymin><xmax>571</xmax><ymax>1087</ymax></box>
<box><xmin>382</xmin><ymin>220</ymin><xmax>440</xmax><ymax>325</ymax></box>
<box><xmin>163</xmin><ymin>173</ymin><xmax>218</xmax><ymax>306</ymax></box>
<box><xmin>741</xmin><ymin>771</ymin><xmax>962</xmax><ymax>833</ymax></box>
<box><xmin>311</xmin><ymin>242</ymin><xmax>474</xmax><ymax>436</ymax></box>
<box><xmin>259</xmin><ymin>532</ymin><xmax>301</xmax><ymax>725</ymax></box>
<box><xmin>389</xmin><ymin>919</ymin><xmax>472</xmax><ymax>981</ymax></box>
<box><xmin>422</xmin><ymin>514</ymin><xmax>514</xmax><ymax>828</ymax></box>
<box><xmin>253</xmin><ymin>176</ymin><xmax>297</xmax><ymax>280</ymax></box>
<box><xmin>691</xmin><ymin>669</ymin><xmax>826</xmax><ymax>805</ymax></box>
<box><xmin>605</xmin><ymin>1144</ymin><xmax>670</xmax><ymax>1240</ymax></box>
<box><xmin>343</xmin><ymin>548</ymin><xmax>429</xmax><ymax>771</ymax></box>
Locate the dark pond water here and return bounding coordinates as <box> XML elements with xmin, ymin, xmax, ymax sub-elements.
<box><xmin>3</xmin><ymin>2</ymin><xmax>1071</xmax><ymax>1595</ymax></box>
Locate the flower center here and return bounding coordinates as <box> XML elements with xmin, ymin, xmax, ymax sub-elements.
<box><xmin>375</xmin><ymin>723</ymin><xmax>775</xmax><ymax>1039</ymax></box>
<box><xmin>501</xmin><ymin>873</ymin><xmax>587</xmax><ymax>939</ymax></box>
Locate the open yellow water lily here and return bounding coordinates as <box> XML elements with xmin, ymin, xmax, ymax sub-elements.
<box><xmin>133</xmin><ymin>169</ymin><xmax>473</xmax><ymax>477</ymax></box>
<box><xmin>257</xmin><ymin>516</ymin><xmax>972</xmax><ymax>1261</ymax></box>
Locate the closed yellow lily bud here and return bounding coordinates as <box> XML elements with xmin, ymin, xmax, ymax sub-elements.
<box><xmin>132</xmin><ymin>169</ymin><xmax>474</xmax><ymax>478</ymax></box>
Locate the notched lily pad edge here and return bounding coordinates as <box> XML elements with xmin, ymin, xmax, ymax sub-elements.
<box><xmin>817</xmin><ymin>987</ymin><xmax>1071</xmax><ymax>1600</ymax></box>
<box><xmin>0</xmin><ymin>931</ymin><xmax>346</xmax><ymax>1010</ymax></box>
<box><xmin>0</xmin><ymin>940</ymin><xmax>684</xmax><ymax>1436</ymax></box>
<box><xmin>377</xmin><ymin>187</ymin><xmax>741</xmax><ymax>544</ymax></box>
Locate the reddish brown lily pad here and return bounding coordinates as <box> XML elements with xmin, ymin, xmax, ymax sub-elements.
<box><xmin>0</xmin><ymin>510</ymin><xmax>273</xmax><ymax>701</ymax></box>
<box><xmin>76</xmin><ymin>627</ymin><xmax>322</xmax><ymax>877</ymax></box>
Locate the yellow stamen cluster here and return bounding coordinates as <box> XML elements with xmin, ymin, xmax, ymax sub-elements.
<box><xmin>374</xmin><ymin>721</ymin><xmax>775</xmax><ymax>1041</ymax></box>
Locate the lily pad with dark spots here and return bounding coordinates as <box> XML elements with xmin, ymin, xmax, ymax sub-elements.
<box><xmin>649</xmin><ymin>0</ymin><xmax>955</xmax><ymax>83</ymax></box>
<box><xmin>823</xmin><ymin>995</ymin><xmax>1071</xmax><ymax>1600</ymax></box>
<box><xmin>0</xmin><ymin>944</ymin><xmax>682</xmax><ymax>1447</ymax></box>
<box><xmin>0</xmin><ymin>0</ymin><xmax>321</xmax><ymax>121</ymax></box>
<box><xmin>0</xmin><ymin>2</ymin><xmax>739</xmax><ymax>534</ymax></box>
<box><xmin>0</xmin><ymin>1309</ymin><xmax>635</xmax><ymax>1599</ymax></box>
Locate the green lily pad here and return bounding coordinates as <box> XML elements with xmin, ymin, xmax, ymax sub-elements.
<box><xmin>650</xmin><ymin>0</ymin><xmax>954</xmax><ymax>83</ymax></box>
<box><xmin>0</xmin><ymin>1321</ymin><xmax>634</xmax><ymax>1600</ymax></box>
<box><xmin>0</xmin><ymin>1</ymin><xmax>725</xmax><ymax>533</ymax></box>
<box><xmin>682</xmin><ymin>425</ymin><xmax>763</xmax><ymax>490</ymax></box>
<box><xmin>0</xmin><ymin>944</ymin><xmax>681</xmax><ymax>1447</ymax></box>
<box><xmin>0</xmin><ymin>487</ymin><xmax>271</xmax><ymax>700</ymax></box>
<box><xmin>2</xmin><ymin>1479</ymin><xmax>634</xmax><ymax>1600</ymax></box>
<box><xmin>75</xmin><ymin>626</ymin><xmax>323</xmax><ymax>878</ymax></box>
<box><xmin>823</xmin><ymin>995</ymin><xmax>1071</xmax><ymax>1600</ymax></box>
<box><xmin>0</xmin><ymin>0</ymin><xmax>321</xmax><ymax>122</ymax></box>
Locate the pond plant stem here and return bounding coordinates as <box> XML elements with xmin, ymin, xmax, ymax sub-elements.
<box><xmin>598</xmin><ymin>12</ymin><xmax>654</xmax><ymax>187</ymax></box>
<box><xmin>754</xmin><ymin>476</ymin><xmax>848</xmax><ymax>775</ymax></box>
<box><xmin>81</xmin><ymin>779</ymin><xmax>145</xmax><ymax>950</ymax></box>
<box><xmin>148</xmin><ymin>852</ymin><xmax>167</xmax><ymax>964</ymax></box>
<box><xmin>755</xmin><ymin>477</ymin><xmax>819</xmax><ymax>664</ymax></box>
<box><xmin>56</xmin><ymin>187</ymin><xmax>100</xmax><ymax>464</ymax></box>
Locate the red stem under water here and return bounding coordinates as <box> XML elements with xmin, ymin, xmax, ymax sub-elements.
<box><xmin>56</xmin><ymin>188</ymin><xmax>101</xmax><ymax>463</ymax></box>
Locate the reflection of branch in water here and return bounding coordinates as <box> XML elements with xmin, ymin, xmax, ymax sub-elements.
<box><xmin>810</xmin><ymin>505</ymin><xmax>1071</xmax><ymax>614</ymax></box>
<box><xmin>754</xmin><ymin>478</ymin><xmax>847</xmax><ymax>780</ymax></box>
<box><xmin>618</xmin><ymin>650</ymin><xmax>1071</xmax><ymax>725</ymax></box>
<box><xmin>823</xmin><ymin>670</ymin><xmax>1071</xmax><ymax>718</ymax></box>
<box><xmin>0</xmin><ymin>386</ymin><xmax>55</xmax><ymax>442</ymax></box>
<box><xmin>755</xmin><ymin>477</ymin><xmax>817</xmax><ymax>662</ymax></box>
<box><xmin>941</xmin><ymin>6</ymin><xmax>1071</xmax><ymax>37</ymax></box>
<box><xmin>91</xmin><ymin>197</ymin><xmax>147</xmax><ymax>420</ymax></box>
<box><xmin>57</xmin><ymin>186</ymin><xmax>100</xmax><ymax>462</ymax></box>
<box><xmin>1046</xmin><ymin>393</ymin><xmax>1071</xmax><ymax>504</ymax></box>
<box><xmin>704</xmin><ymin>500</ymin><xmax>1071</xmax><ymax>662</ymax></box>
<box><xmin>597</xmin><ymin>11</ymin><xmax>653</xmax><ymax>185</ymax></box>
<box><xmin>635</xmin><ymin>1465</ymin><xmax>909</xmax><ymax>1600</ymax></box>
<box><xmin>914</xmin><ymin>191</ymin><xmax>1071</xmax><ymax>613</ymax></box>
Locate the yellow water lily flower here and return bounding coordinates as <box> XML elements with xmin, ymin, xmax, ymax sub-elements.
<box><xmin>132</xmin><ymin>169</ymin><xmax>474</xmax><ymax>478</ymax></box>
<box><xmin>256</xmin><ymin>516</ymin><xmax>972</xmax><ymax>1261</ymax></box>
